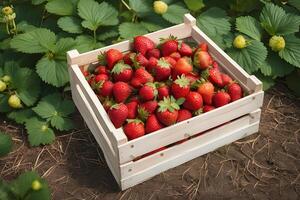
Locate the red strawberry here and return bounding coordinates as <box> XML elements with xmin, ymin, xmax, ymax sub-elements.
<box><xmin>134</xmin><ymin>36</ymin><xmax>155</xmax><ymax>55</ymax></box>
<box><xmin>153</xmin><ymin>58</ymin><xmax>171</xmax><ymax>81</ymax></box>
<box><xmin>171</xmin><ymin>75</ymin><xmax>190</xmax><ymax>99</ymax></box>
<box><xmin>183</xmin><ymin>92</ymin><xmax>203</xmax><ymax>111</ymax></box>
<box><xmin>123</xmin><ymin>119</ymin><xmax>145</xmax><ymax>140</ymax></box>
<box><xmin>111</xmin><ymin>62</ymin><xmax>133</xmax><ymax>82</ymax></box>
<box><xmin>95</xmin><ymin>74</ymin><xmax>109</xmax><ymax>82</ymax></box>
<box><xmin>145</xmin><ymin>114</ymin><xmax>164</xmax><ymax>134</ymax></box>
<box><xmin>94</xmin><ymin>65</ymin><xmax>108</xmax><ymax>75</ymax></box>
<box><xmin>185</xmin><ymin>72</ymin><xmax>199</xmax><ymax>85</ymax></box>
<box><xmin>178</xmin><ymin>41</ymin><xmax>192</xmax><ymax>57</ymax></box>
<box><xmin>157</xmin><ymin>83</ymin><xmax>170</xmax><ymax>100</ymax></box>
<box><xmin>203</xmin><ymin>105</ymin><xmax>215</xmax><ymax>113</ymax></box>
<box><xmin>193</xmin><ymin>48</ymin><xmax>213</xmax><ymax>70</ymax></box>
<box><xmin>90</xmin><ymin>74</ymin><xmax>109</xmax><ymax>90</ymax></box>
<box><xmin>169</xmin><ymin>52</ymin><xmax>181</xmax><ymax>61</ymax></box>
<box><xmin>197</xmin><ymin>81</ymin><xmax>214</xmax><ymax>105</ymax></box>
<box><xmin>221</xmin><ymin>73</ymin><xmax>233</xmax><ymax>87</ymax></box>
<box><xmin>146</xmin><ymin>48</ymin><xmax>160</xmax><ymax>59</ymax></box>
<box><xmin>177</xmin><ymin>109</ymin><xmax>192</xmax><ymax>122</ymax></box>
<box><xmin>108</xmin><ymin>103</ymin><xmax>128</xmax><ymax>128</ymax></box>
<box><xmin>123</xmin><ymin>52</ymin><xmax>134</xmax><ymax>65</ymax></box>
<box><xmin>213</xmin><ymin>91</ymin><xmax>231</xmax><ymax>107</ymax></box>
<box><xmin>198</xmin><ymin>43</ymin><xmax>208</xmax><ymax>51</ymax></box>
<box><xmin>147</xmin><ymin>57</ymin><xmax>158</xmax><ymax>72</ymax></box>
<box><xmin>126</xmin><ymin>101</ymin><xmax>138</xmax><ymax>119</ymax></box>
<box><xmin>156</xmin><ymin>96</ymin><xmax>181</xmax><ymax>126</ymax></box>
<box><xmin>140</xmin><ymin>100</ymin><xmax>158</xmax><ymax>114</ymax></box>
<box><xmin>202</xmin><ymin>68</ymin><xmax>223</xmax><ymax>87</ymax></box>
<box><xmin>228</xmin><ymin>83</ymin><xmax>242</xmax><ymax>101</ymax></box>
<box><xmin>163</xmin><ymin>56</ymin><xmax>176</xmax><ymax>68</ymax></box>
<box><xmin>82</xmin><ymin>70</ymin><xmax>89</xmax><ymax>77</ymax></box>
<box><xmin>131</xmin><ymin>68</ymin><xmax>154</xmax><ymax>88</ymax></box>
<box><xmin>98</xmin><ymin>80</ymin><xmax>114</xmax><ymax>97</ymax></box>
<box><xmin>132</xmin><ymin>53</ymin><xmax>149</xmax><ymax>69</ymax></box>
<box><xmin>113</xmin><ymin>82</ymin><xmax>132</xmax><ymax>103</ymax></box>
<box><xmin>129</xmin><ymin>95</ymin><xmax>140</xmax><ymax>104</ymax></box>
<box><xmin>174</xmin><ymin>57</ymin><xmax>193</xmax><ymax>75</ymax></box>
<box><xmin>102</xmin><ymin>98</ymin><xmax>114</xmax><ymax>111</ymax></box>
<box><xmin>139</xmin><ymin>83</ymin><xmax>157</xmax><ymax>101</ymax></box>
<box><xmin>160</xmin><ymin>36</ymin><xmax>178</xmax><ymax>56</ymax></box>
<box><xmin>212</xmin><ymin>61</ymin><xmax>220</xmax><ymax>71</ymax></box>
<box><xmin>98</xmin><ymin>49</ymin><xmax>123</xmax><ymax>70</ymax></box>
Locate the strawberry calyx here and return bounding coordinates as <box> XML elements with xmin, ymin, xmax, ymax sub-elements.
<box><xmin>145</xmin><ymin>82</ymin><xmax>158</xmax><ymax>97</ymax></box>
<box><xmin>158</xmin><ymin>96</ymin><xmax>180</xmax><ymax>113</ymax></box>
<box><xmin>159</xmin><ymin>35</ymin><xmax>178</xmax><ymax>46</ymax></box>
<box><xmin>110</xmin><ymin>103</ymin><xmax>122</xmax><ymax>110</ymax></box>
<box><xmin>157</xmin><ymin>58</ymin><xmax>171</xmax><ymax>68</ymax></box>
<box><xmin>137</xmin><ymin>106</ymin><xmax>150</xmax><ymax>122</ymax></box>
<box><xmin>200</xmin><ymin>68</ymin><xmax>211</xmax><ymax>81</ymax></box>
<box><xmin>97</xmin><ymin>52</ymin><xmax>107</xmax><ymax>65</ymax></box>
<box><xmin>111</xmin><ymin>61</ymin><xmax>131</xmax><ymax>74</ymax></box>
<box><xmin>174</xmin><ymin>74</ymin><xmax>190</xmax><ymax>88</ymax></box>
<box><xmin>126</xmin><ymin>118</ymin><xmax>144</xmax><ymax>125</ymax></box>
<box><xmin>193</xmin><ymin>108</ymin><xmax>203</xmax><ymax>116</ymax></box>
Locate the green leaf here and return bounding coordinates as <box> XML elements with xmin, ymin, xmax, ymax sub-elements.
<box><xmin>279</xmin><ymin>35</ymin><xmax>300</xmax><ymax>68</ymax></box>
<box><xmin>97</xmin><ymin>30</ymin><xmax>119</xmax><ymax>41</ymax></box>
<box><xmin>10</xmin><ymin>28</ymin><xmax>56</xmax><ymax>54</ymax></box>
<box><xmin>32</xmin><ymin>0</ymin><xmax>47</xmax><ymax>5</ymax></box>
<box><xmin>162</xmin><ymin>3</ymin><xmax>189</xmax><ymax>24</ymax></box>
<box><xmin>75</xmin><ymin>35</ymin><xmax>104</xmax><ymax>53</ymax></box>
<box><xmin>254</xmin><ymin>72</ymin><xmax>275</xmax><ymax>91</ymax></box>
<box><xmin>286</xmin><ymin>71</ymin><xmax>300</xmax><ymax>97</ymax></box>
<box><xmin>119</xmin><ymin>22</ymin><xmax>148</xmax><ymax>39</ymax></box>
<box><xmin>226</xmin><ymin>39</ymin><xmax>268</xmax><ymax>73</ymax></box>
<box><xmin>141</xmin><ymin>14</ymin><xmax>171</xmax><ymax>32</ymax></box>
<box><xmin>25</xmin><ymin>118</ymin><xmax>55</xmax><ymax>146</ymax></box>
<box><xmin>260</xmin><ymin>3</ymin><xmax>300</xmax><ymax>36</ymax></box>
<box><xmin>33</xmin><ymin>93</ymin><xmax>75</xmax><ymax>131</ymax></box>
<box><xmin>45</xmin><ymin>0</ymin><xmax>74</xmax><ymax>16</ymax></box>
<box><xmin>0</xmin><ymin>132</ymin><xmax>12</xmax><ymax>157</ymax></box>
<box><xmin>7</xmin><ymin>109</ymin><xmax>36</xmax><ymax>124</ymax></box>
<box><xmin>10</xmin><ymin>171</ymin><xmax>51</xmax><ymax>199</ymax></box>
<box><xmin>57</xmin><ymin>16</ymin><xmax>83</xmax><ymax>34</ymax></box>
<box><xmin>0</xmin><ymin>94</ymin><xmax>11</xmax><ymax>113</ymax></box>
<box><xmin>17</xmin><ymin>21</ymin><xmax>37</xmax><ymax>33</ymax></box>
<box><xmin>236</xmin><ymin>16</ymin><xmax>263</xmax><ymax>41</ymax></box>
<box><xmin>229</xmin><ymin>0</ymin><xmax>260</xmax><ymax>13</ymax></box>
<box><xmin>197</xmin><ymin>7</ymin><xmax>231</xmax><ymax>39</ymax></box>
<box><xmin>184</xmin><ymin>0</ymin><xmax>205</xmax><ymax>11</ymax></box>
<box><xmin>78</xmin><ymin>0</ymin><xmax>119</xmax><ymax>31</ymax></box>
<box><xmin>54</xmin><ymin>37</ymin><xmax>76</xmax><ymax>56</ymax></box>
<box><xmin>259</xmin><ymin>52</ymin><xmax>295</xmax><ymax>77</ymax></box>
<box><xmin>129</xmin><ymin>0</ymin><xmax>152</xmax><ymax>17</ymax></box>
<box><xmin>288</xmin><ymin>0</ymin><xmax>300</xmax><ymax>11</ymax></box>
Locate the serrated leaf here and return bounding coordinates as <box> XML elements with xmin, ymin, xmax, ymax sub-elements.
<box><xmin>260</xmin><ymin>3</ymin><xmax>300</xmax><ymax>36</ymax></box>
<box><xmin>288</xmin><ymin>0</ymin><xmax>300</xmax><ymax>11</ymax></box>
<box><xmin>97</xmin><ymin>30</ymin><xmax>119</xmax><ymax>41</ymax></box>
<box><xmin>162</xmin><ymin>3</ymin><xmax>189</xmax><ymax>24</ymax></box>
<box><xmin>226</xmin><ymin>39</ymin><xmax>268</xmax><ymax>73</ymax></box>
<box><xmin>17</xmin><ymin>21</ymin><xmax>37</xmax><ymax>33</ymax></box>
<box><xmin>36</xmin><ymin>57</ymin><xmax>69</xmax><ymax>87</ymax></box>
<box><xmin>78</xmin><ymin>0</ymin><xmax>118</xmax><ymax>31</ymax></box>
<box><xmin>129</xmin><ymin>0</ymin><xmax>152</xmax><ymax>17</ymax></box>
<box><xmin>230</xmin><ymin>0</ymin><xmax>259</xmax><ymax>13</ymax></box>
<box><xmin>10</xmin><ymin>28</ymin><xmax>56</xmax><ymax>54</ymax></box>
<box><xmin>197</xmin><ymin>7</ymin><xmax>231</xmax><ymax>39</ymax></box>
<box><xmin>57</xmin><ymin>16</ymin><xmax>83</xmax><ymax>34</ymax></box>
<box><xmin>7</xmin><ymin>109</ymin><xmax>36</xmax><ymax>124</ymax></box>
<box><xmin>119</xmin><ymin>22</ymin><xmax>148</xmax><ymax>39</ymax></box>
<box><xmin>254</xmin><ymin>72</ymin><xmax>275</xmax><ymax>91</ymax></box>
<box><xmin>0</xmin><ymin>132</ymin><xmax>12</xmax><ymax>157</ymax></box>
<box><xmin>279</xmin><ymin>35</ymin><xmax>300</xmax><ymax>68</ymax></box>
<box><xmin>75</xmin><ymin>35</ymin><xmax>104</xmax><ymax>53</ymax></box>
<box><xmin>54</xmin><ymin>37</ymin><xmax>76</xmax><ymax>57</ymax></box>
<box><xmin>236</xmin><ymin>16</ymin><xmax>263</xmax><ymax>41</ymax></box>
<box><xmin>45</xmin><ymin>0</ymin><xmax>74</xmax><ymax>16</ymax></box>
<box><xmin>286</xmin><ymin>71</ymin><xmax>300</xmax><ymax>97</ymax></box>
<box><xmin>25</xmin><ymin>118</ymin><xmax>55</xmax><ymax>146</ymax></box>
<box><xmin>184</xmin><ymin>0</ymin><xmax>205</xmax><ymax>11</ymax></box>
<box><xmin>141</xmin><ymin>14</ymin><xmax>171</xmax><ymax>32</ymax></box>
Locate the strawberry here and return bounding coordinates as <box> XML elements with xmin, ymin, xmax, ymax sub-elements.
<box><xmin>123</xmin><ymin>52</ymin><xmax>134</xmax><ymax>65</ymax></box>
<box><xmin>197</xmin><ymin>80</ymin><xmax>214</xmax><ymax>105</ymax></box>
<box><xmin>213</xmin><ymin>91</ymin><xmax>231</xmax><ymax>107</ymax></box>
<box><xmin>98</xmin><ymin>80</ymin><xmax>114</xmax><ymax>97</ymax></box>
<box><xmin>139</xmin><ymin>100</ymin><xmax>158</xmax><ymax>114</ymax></box>
<box><xmin>102</xmin><ymin>98</ymin><xmax>114</xmax><ymax>111</ymax></box>
<box><xmin>132</xmin><ymin>53</ymin><xmax>149</xmax><ymax>69</ymax></box>
<box><xmin>147</xmin><ymin>57</ymin><xmax>158</xmax><ymax>72</ymax></box>
<box><xmin>203</xmin><ymin>105</ymin><xmax>215</xmax><ymax>113</ymax></box>
<box><xmin>129</xmin><ymin>95</ymin><xmax>140</xmax><ymax>104</ymax></box>
<box><xmin>126</xmin><ymin>101</ymin><xmax>138</xmax><ymax>119</ymax></box>
<box><xmin>212</xmin><ymin>61</ymin><xmax>220</xmax><ymax>71</ymax></box>
<box><xmin>139</xmin><ymin>83</ymin><xmax>157</xmax><ymax>101</ymax></box>
<box><xmin>160</xmin><ymin>36</ymin><xmax>178</xmax><ymax>56</ymax></box>
<box><xmin>146</xmin><ymin>48</ymin><xmax>160</xmax><ymax>59</ymax></box>
<box><xmin>123</xmin><ymin>119</ymin><xmax>145</xmax><ymax>140</ymax></box>
<box><xmin>157</xmin><ymin>83</ymin><xmax>170</xmax><ymax>100</ymax></box>
<box><xmin>134</xmin><ymin>36</ymin><xmax>155</xmax><ymax>55</ymax></box>
<box><xmin>198</xmin><ymin>43</ymin><xmax>208</xmax><ymax>51</ymax></box>
<box><xmin>111</xmin><ymin>62</ymin><xmax>133</xmax><ymax>82</ymax></box>
<box><xmin>108</xmin><ymin>103</ymin><xmax>128</xmax><ymax>128</ymax></box>
<box><xmin>94</xmin><ymin>65</ymin><xmax>108</xmax><ymax>75</ymax></box>
<box><xmin>202</xmin><ymin>68</ymin><xmax>223</xmax><ymax>87</ymax></box>
<box><xmin>178</xmin><ymin>41</ymin><xmax>192</xmax><ymax>57</ymax></box>
<box><xmin>171</xmin><ymin>75</ymin><xmax>190</xmax><ymax>99</ymax></box>
<box><xmin>185</xmin><ymin>72</ymin><xmax>199</xmax><ymax>85</ymax></box>
<box><xmin>183</xmin><ymin>92</ymin><xmax>203</xmax><ymax>111</ymax></box>
<box><xmin>153</xmin><ymin>58</ymin><xmax>171</xmax><ymax>81</ymax></box>
<box><xmin>169</xmin><ymin>52</ymin><xmax>181</xmax><ymax>61</ymax></box>
<box><xmin>193</xmin><ymin>48</ymin><xmax>213</xmax><ymax>70</ymax></box>
<box><xmin>82</xmin><ymin>70</ymin><xmax>90</xmax><ymax>78</ymax></box>
<box><xmin>174</xmin><ymin>57</ymin><xmax>193</xmax><ymax>75</ymax></box>
<box><xmin>177</xmin><ymin>109</ymin><xmax>192</xmax><ymax>122</ymax></box>
<box><xmin>131</xmin><ymin>68</ymin><xmax>154</xmax><ymax>88</ymax></box>
<box><xmin>221</xmin><ymin>73</ymin><xmax>233</xmax><ymax>87</ymax></box>
<box><xmin>95</xmin><ymin>74</ymin><xmax>109</xmax><ymax>82</ymax></box>
<box><xmin>156</xmin><ymin>96</ymin><xmax>181</xmax><ymax>126</ymax></box>
<box><xmin>113</xmin><ymin>82</ymin><xmax>132</xmax><ymax>103</ymax></box>
<box><xmin>145</xmin><ymin>114</ymin><xmax>164</xmax><ymax>134</ymax></box>
<box><xmin>228</xmin><ymin>83</ymin><xmax>242</xmax><ymax>101</ymax></box>
<box><xmin>98</xmin><ymin>49</ymin><xmax>123</xmax><ymax>70</ymax></box>
<box><xmin>163</xmin><ymin>56</ymin><xmax>176</xmax><ymax>68</ymax></box>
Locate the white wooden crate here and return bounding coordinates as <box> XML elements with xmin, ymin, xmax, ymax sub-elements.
<box><xmin>67</xmin><ymin>14</ymin><xmax>264</xmax><ymax>190</ymax></box>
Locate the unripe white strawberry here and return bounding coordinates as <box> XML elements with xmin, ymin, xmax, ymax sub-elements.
<box><xmin>8</xmin><ymin>94</ymin><xmax>22</xmax><ymax>109</ymax></box>
<box><xmin>0</xmin><ymin>80</ymin><xmax>7</xmax><ymax>92</ymax></box>
<box><xmin>153</xmin><ymin>1</ymin><xmax>168</xmax><ymax>15</ymax></box>
<box><xmin>2</xmin><ymin>75</ymin><xmax>11</xmax><ymax>83</ymax></box>
<box><xmin>233</xmin><ymin>35</ymin><xmax>246</xmax><ymax>49</ymax></box>
<box><xmin>269</xmin><ymin>36</ymin><xmax>285</xmax><ymax>52</ymax></box>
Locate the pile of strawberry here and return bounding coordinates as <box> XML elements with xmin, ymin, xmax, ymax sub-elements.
<box><xmin>81</xmin><ymin>35</ymin><xmax>243</xmax><ymax>141</ymax></box>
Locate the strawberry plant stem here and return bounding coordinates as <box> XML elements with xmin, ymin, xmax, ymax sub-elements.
<box><xmin>121</xmin><ymin>0</ymin><xmax>131</xmax><ymax>10</ymax></box>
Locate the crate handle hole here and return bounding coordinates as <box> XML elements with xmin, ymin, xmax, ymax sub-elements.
<box><xmin>131</xmin><ymin>145</ymin><xmax>134</xmax><ymax>148</ymax></box>
<box><xmin>160</xmin><ymin>153</ymin><xmax>164</xmax><ymax>157</ymax></box>
<box><xmin>128</xmin><ymin>169</ymin><xmax>132</xmax><ymax>172</ymax></box>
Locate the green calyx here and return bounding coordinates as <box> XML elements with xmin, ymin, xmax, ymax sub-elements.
<box><xmin>200</xmin><ymin>69</ymin><xmax>210</xmax><ymax>81</ymax></box>
<box><xmin>269</xmin><ymin>36</ymin><xmax>285</xmax><ymax>52</ymax></box>
<box><xmin>193</xmin><ymin>48</ymin><xmax>201</xmax><ymax>66</ymax></box>
<box><xmin>110</xmin><ymin>103</ymin><xmax>121</xmax><ymax>110</ymax></box>
<box><xmin>126</xmin><ymin>118</ymin><xmax>144</xmax><ymax>125</ymax></box>
<box><xmin>97</xmin><ymin>52</ymin><xmax>107</xmax><ymax>65</ymax></box>
<box><xmin>158</xmin><ymin>96</ymin><xmax>180</xmax><ymax>112</ymax></box>
<box><xmin>111</xmin><ymin>62</ymin><xmax>131</xmax><ymax>74</ymax></box>
<box><xmin>174</xmin><ymin>74</ymin><xmax>190</xmax><ymax>88</ymax></box>
<box><xmin>157</xmin><ymin>58</ymin><xmax>171</xmax><ymax>68</ymax></box>
<box><xmin>233</xmin><ymin>35</ymin><xmax>247</xmax><ymax>49</ymax></box>
<box><xmin>159</xmin><ymin>35</ymin><xmax>177</xmax><ymax>45</ymax></box>
<box><xmin>137</xmin><ymin>106</ymin><xmax>149</xmax><ymax>122</ymax></box>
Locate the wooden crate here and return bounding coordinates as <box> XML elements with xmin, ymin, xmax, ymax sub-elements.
<box><xmin>67</xmin><ymin>14</ymin><xmax>264</xmax><ymax>190</ymax></box>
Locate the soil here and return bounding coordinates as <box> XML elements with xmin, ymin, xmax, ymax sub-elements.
<box><xmin>1</xmin><ymin>83</ymin><xmax>300</xmax><ymax>200</ymax></box>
